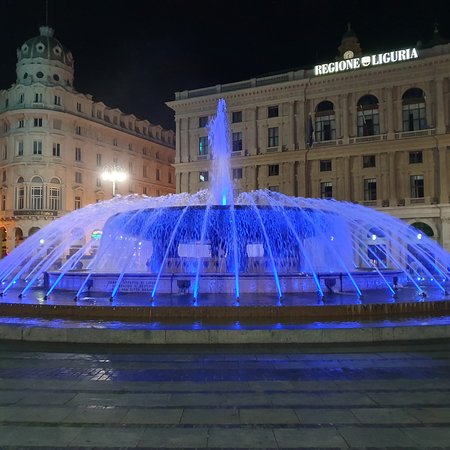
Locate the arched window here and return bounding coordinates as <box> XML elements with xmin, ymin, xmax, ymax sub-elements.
<box><xmin>49</xmin><ymin>177</ymin><xmax>61</xmax><ymax>211</ymax></box>
<box><xmin>315</xmin><ymin>101</ymin><xmax>336</xmax><ymax>142</ymax></box>
<box><xmin>411</xmin><ymin>222</ymin><xmax>434</xmax><ymax>238</ymax></box>
<box><xmin>16</xmin><ymin>177</ymin><xmax>25</xmax><ymax>210</ymax></box>
<box><xmin>29</xmin><ymin>227</ymin><xmax>40</xmax><ymax>236</ymax></box>
<box><xmin>30</xmin><ymin>176</ymin><xmax>43</xmax><ymax>210</ymax></box>
<box><xmin>357</xmin><ymin>95</ymin><xmax>379</xmax><ymax>136</ymax></box>
<box><xmin>402</xmin><ymin>88</ymin><xmax>426</xmax><ymax>131</ymax></box>
<box><xmin>15</xmin><ymin>228</ymin><xmax>23</xmax><ymax>247</ymax></box>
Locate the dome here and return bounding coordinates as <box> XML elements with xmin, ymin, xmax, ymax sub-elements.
<box><xmin>16</xmin><ymin>26</ymin><xmax>74</xmax><ymax>88</ymax></box>
<box><xmin>17</xmin><ymin>26</ymin><xmax>73</xmax><ymax>67</ymax></box>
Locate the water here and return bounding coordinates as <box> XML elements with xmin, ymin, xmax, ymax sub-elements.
<box><xmin>0</xmin><ymin>99</ymin><xmax>450</xmax><ymax>305</ymax></box>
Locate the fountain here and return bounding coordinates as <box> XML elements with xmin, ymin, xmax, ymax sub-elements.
<box><xmin>1</xmin><ymin>99</ymin><xmax>450</xmax><ymax>313</ymax></box>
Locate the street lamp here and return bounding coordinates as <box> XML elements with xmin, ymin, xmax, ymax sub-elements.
<box><xmin>101</xmin><ymin>166</ymin><xmax>127</xmax><ymax>197</ymax></box>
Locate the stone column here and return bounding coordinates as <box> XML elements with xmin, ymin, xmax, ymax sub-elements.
<box><xmin>344</xmin><ymin>156</ymin><xmax>351</xmax><ymax>200</ymax></box>
<box><xmin>439</xmin><ymin>145</ymin><xmax>448</xmax><ymax>204</ymax></box>
<box><xmin>297</xmin><ymin>101</ymin><xmax>306</xmax><ymax>150</ymax></box>
<box><xmin>288</xmin><ymin>102</ymin><xmax>295</xmax><ymax>150</ymax></box>
<box><xmin>389</xmin><ymin>151</ymin><xmax>397</xmax><ymax>205</ymax></box>
<box><xmin>342</xmin><ymin>95</ymin><xmax>349</xmax><ymax>143</ymax></box>
<box><xmin>435</xmin><ymin>78</ymin><xmax>445</xmax><ymax>134</ymax></box>
<box><xmin>175</xmin><ymin>118</ymin><xmax>181</xmax><ymax>163</ymax></box>
<box><xmin>386</xmin><ymin>88</ymin><xmax>394</xmax><ymax>137</ymax></box>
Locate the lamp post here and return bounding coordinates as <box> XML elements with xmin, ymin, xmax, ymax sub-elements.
<box><xmin>101</xmin><ymin>166</ymin><xmax>127</xmax><ymax>197</ymax></box>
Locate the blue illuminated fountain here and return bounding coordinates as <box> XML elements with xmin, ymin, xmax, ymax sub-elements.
<box><xmin>1</xmin><ymin>99</ymin><xmax>450</xmax><ymax>306</ymax></box>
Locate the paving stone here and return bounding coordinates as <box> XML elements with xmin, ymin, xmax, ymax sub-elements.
<box><xmin>4</xmin><ymin>405</ymin><xmax>72</xmax><ymax>423</ymax></box>
<box><xmin>123</xmin><ymin>408</ymin><xmax>183</xmax><ymax>424</ymax></box>
<box><xmin>408</xmin><ymin>407</ymin><xmax>450</xmax><ymax>423</ymax></box>
<box><xmin>402</xmin><ymin>426</ymin><xmax>450</xmax><ymax>446</ymax></box>
<box><xmin>351</xmin><ymin>407</ymin><xmax>421</xmax><ymax>423</ymax></box>
<box><xmin>137</xmin><ymin>427</ymin><xmax>208</xmax><ymax>447</ymax></box>
<box><xmin>181</xmin><ymin>407</ymin><xmax>239</xmax><ymax>424</ymax></box>
<box><xmin>239</xmin><ymin>407</ymin><xmax>299</xmax><ymax>424</ymax></box>
<box><xmin>296</xmin><ymin>408</ymin><xmax>359</xmax><ymax>424</ymax></box>
<box><xmin>208</xmin><ymin>427</ymin><xmax>277</xmax><ymax>448</ymax></box>
<box><xmin>274</xmin><ymin>427</ymin><xmax>349</xmax><ymax>448</ymax></box>
<box><xmin>69</xmin><ymin>425</ymin><xmax>144</xmax><ymax>447</ymax></box>
<box><xmin>0</xmin><ymin>425</ymin><xmax>81</xmax><ymax>446</ymax></box>
<box><xmin>61</xmin><ymin>406</ymin><xmax>128</xmax><ymax>423</ymax></box>
<box><xmin>337</xmin><ymin>425</ymin><xmax>418</xmax><ymax>447</ymax></box>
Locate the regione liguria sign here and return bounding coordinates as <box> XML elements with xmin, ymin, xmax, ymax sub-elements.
<box><xmin>314</xmin><ymin>48</ymin><xmax>419</xmax><ymax>76</ymax></box>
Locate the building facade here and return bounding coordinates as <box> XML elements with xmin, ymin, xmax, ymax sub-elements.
<box><xmin>167</xmin><ymin>27</ymin><xmax>450</xmax><ymax>252</ymax></box>
<box><xmin>0</xmin><ymin>27</ymin><xmax>175</xmax><ymax>255</ymax></box>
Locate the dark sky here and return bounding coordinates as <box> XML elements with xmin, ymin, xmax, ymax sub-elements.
<box><xmin>0</xmin><ymin>0</ymin><xmax>448</xmax><ymax>130</ymax></box>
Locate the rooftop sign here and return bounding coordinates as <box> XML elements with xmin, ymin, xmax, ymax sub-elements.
<box><xmin>314</xmin><ymin>48</ymin><xmax>418</xmax><ymax>76</ymax></box>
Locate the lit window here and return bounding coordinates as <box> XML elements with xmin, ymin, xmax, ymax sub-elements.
<box><xmin>409</xmin><ymin>150</ymin><xmax>423</xmax><ymax>164</ymax></box>
<box><xmin>52</xmin><ymin>143</ymin><xmax>61</xmax><ymax>157</ymax></box>
<box><xmin>232</xmin><ymin>111</ymin><xmax>242</xmax><ymax>123</ymax></box>
<box><xmin>232</xmin><ymin>132</ymin><xmax>242</xmax><ymax>152</ymax></box>
<box><xmin>199</xmin><ymin>136</ymin><xmax>208</xmax><ymax>156</ymax></box>
<box><xmin>364</xmin><ymin>178</ymin><xmax>377</xmax><ymax>201</ymax></box>
<box><xmin>268</xmin><ymin>127</ymin><xmax>279</xmax><ymax>147</ymax></box>
<box><xmin>410</xmin><ymin>175</ymin><xmax>424</xmax><ymax>198</ymax></box>
<box><xmin>268</xmin><ymin>106</ymin><xmax>279</xmax><ymax>118</ymax></box>
<box><xmin>363</xmin><ymin>155</ymin><xmax>376</xmax><ymax>168</ymax></box>
<box><xmin>268</xmin><ymin>164</ymin><xmax>279</xmax><ymax>176</ymax></box>
<box><xmin>320</xmin><ymin>160</ymin><xmax>332</xmax><ymax>172</ymax></box>
<box><xmin>232</xmin><ymin>168</ymin><xmax>243</xmax><ymax>179</ymax></box>
<box><xmin>321</xmin><ymin>182</ymin><xmax>333</xmax><ymax>199</ymax></box>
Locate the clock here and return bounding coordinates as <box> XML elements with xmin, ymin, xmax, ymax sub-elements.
<box><xmin>343</xmin><ymin>50</ymin><xmax>354</xmax><ymax>60</ymax></box>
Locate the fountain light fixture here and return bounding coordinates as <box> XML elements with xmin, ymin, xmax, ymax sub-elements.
<box><xmin>101</xmin><ymin>166</ymin><xmax>127</xmax><ymax>197</ymax></box>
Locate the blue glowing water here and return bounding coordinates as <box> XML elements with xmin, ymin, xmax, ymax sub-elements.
<box><xmin>0</xmin><ymin>99</ymin><xmax>450</xmax><ymax>305</ymax></box>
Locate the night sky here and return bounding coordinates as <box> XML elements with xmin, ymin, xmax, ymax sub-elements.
<box><xmin>0</xmin><ymin>0</ymin><xmax>448</xmax><ymax>130</ymax></box>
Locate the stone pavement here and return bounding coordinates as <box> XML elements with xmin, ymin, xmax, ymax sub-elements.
<box><xmin>0</xmin><ymin>340</ymin><xmax>450</xmax><ymax>448</ymax></box>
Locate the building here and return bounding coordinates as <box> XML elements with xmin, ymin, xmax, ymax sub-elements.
<box><xmin>0</xmin><ymin>26</ymin><xmax>175</xmax><ymax>255</ymax></box>
<box><xmin>167</xmin><ymin>26</ymin><xmax>450</xmax><ymax>252</ymax></box>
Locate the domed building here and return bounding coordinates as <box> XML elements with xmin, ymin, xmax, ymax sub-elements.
<box><xmin>0</xmin><ymin>27</ymin><xmax>175</xmax><ymax>255</ymax></box>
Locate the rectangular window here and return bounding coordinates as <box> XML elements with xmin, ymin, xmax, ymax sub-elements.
<box><xmin>357</xmin><ymin>108</ymin><xmax>380</xmax><ymax>136</ymax></box>
<box><xmin>113</xmin><ymin>138</ymin><xmax>118</xmax><ymax>146</ymax></box>
<box><xmin>19</xmin><ymin>93</ymin><xmax>24</xmax><ymax>103</ymax></box>
<box><xmin>403</xmin><ymin>103</ymin><xmax>426</xmax><ymax>131</ymax></box>
<box><xmin>199</xmin><ymin>171</ymin><xmax>209</xmax><ymax>182</ymax></box>
<box><xmin>74</xmin><ymin>196</ymin><xmax>81</xmax><ymax>210</ymax></box>
<box><xmin>34</xmin><ymin>93</ymin><xmax>43</xmax><ymax>103</ymax></box>
<box><xmin>17</xmin><ymin>187</ymin><xmax>24</xmax><ymax>209</ymax></box>
<box><xmin>54</xmin><ymin>95</ymin><xmax>61</xmax><ymax>106</ymax></box>
<box><xmin>75</xmin><ymin>147</ymin><xmax>81</xmax><ymax>161</ymax></box>
<box><xmin>199</xmin><ymin>136</ymin><xmax>208</xmax><ymax>156</ymax></box>
<box><xmin>410</xmin><ymin>175</ymin><xmax>424</xmax><ymax>198</ymax></box>
<box><xmin>409</xmin><ymin>150</ymin><xmax>423</xmax><ymax>164</ymax></box>
<box><xmin>52</xmin><ymin>143</ymin><xmax>61</xmax><ymax>157</ymax></box>
<box><xmin>168</xmin><ymin>172</ymin><xmax>173</xmax><ymax>184</ymax></box>
<box><xmin>232</xmin><ymin>111</ymin><xmax>242</xmax><ymax>123</ymax></box>
<box><xmin>33</xmin><ymin>118</ymin><xmax>43</xmax><ymax>127</ymax></box>
<box><xmin>232</xmin><ymin>132</ymin><xmax>243</xmax><ymax>152</ymax></box>
<box><xmin>364</xmin><ymin>178</ymin><xmax>377</xmax><ymax>201</ymax></box>
<box><xmin>96</xmin><ymin>111</ymin><xmax>102</xmax><ymax>119</ymax></box>
<box><xmin>33</xmin><ymin>140</ymin><xmax>42</xmax><ymax>155</ymax></box>
<box><xmin>268</xmin><ymin>185</ymin><xmax>279</xmax><ymax>192</ymax></box>
<box><xmin>268</xmin><ymin>164</ymin><xmax>279</xmax><ymax>176</ymax></box>
<box><xmin>96</xmin><ymin>153</ymin><xmax>102</xmax><ymax>166</ymax></box>
<box><xmin>232</xmin><ymin>168</ymin><xmax>243</xmax><ymax>179</ymax></box>
<box><xmin>363</xmin><ymin>155</ymin><xmax>376</xmax><ymax>168</ymax></box>
<box><xmin>31</xmin><ymin>186</ymin><xmax>43</xmax><ymax>210</ymax></box>
<box><xmin>77</xmin><ymin>102</ymin><xmax>82</xmax><ymax>112</ymax></box>
<box><xmin>2</xmin><ymin>171</ymin><xmax>6</xmax><ymax>182</ymax></box>
<box><xmin>156</xmin><ymin>169</ymin><xmax>160</xmax><ymax>181</ymax></box>
<box><xmin>320</xmin><ymin>160</ymin><xmax>332</xmax><ymax>172</ymax></box>
<box><xmin>129</xmin><ymin>161</ymin><xmax>133</xmax><ymax>174</ymax></box>
<box><xmin>2</xmin><ymin>145</ymin><xmax>7</xmax><ymax>160</ymax></box>
<box><xmin>96</xmin><ymin>177</ymin><xmax>102</xmax><ymax>188</ymax></box>
<box><xmin>143</xmin><ymin>166</ymin><xmax>148</xmax><ymax>178</ymax></box>
<box><xmin>320</xmin><ymin>182</ymin><xmax>333</xmax><ymax>199</ymax></box>
<box><xmin>18</xmin><ymin>120</ymin><xmax>24</xmax><ymax>128</ymax></box>
<box><xmin>75</xmin><ymin>126</ymin><xmax>81</xmax><ymax>135</ymax></box>
<box><xmin>49</xmin><ymin>187</ymin><xmax>60</xmax><ymax>211</ymax></box>
<box><xmin>1</xmin><ymin>193</ymin><xmax>6</xmax><ymax>211</ymax></box>
<box><xmin>75</xmin><ymin>172</ymin><xmax>82</xmax><ymax>184</ymax></box>
<box><xmin>143</xmin><ymin>186</ymin><xmax>148</xmax><ymax>195</ymax></box>
<box><xmin>17</xmin><ymin>141</ymin><xmax>24</xmax><ymax>156</ymax></box>
<box><xmin>268</xmin><ymin>127</ymin><xmax>279</xmax><ymax>147</ymax></box>
<box><xmin>128</xmin><ymin>143</ymin><xmax>133</xmax><ymax>151</ymax></box>
<box><xmin>199</xmin><ymin>116</ymin><xmax>208</xmax><ymax>128</ymax></box>
<box><xmin>268</xmin><ymin>106</ymin><xmax>279</xmax><ymax>118</ymax></box>
<box><xmin>4</xmin><ymin>98</ymin><xmax>8</xmax><ymax>108</ymax></box>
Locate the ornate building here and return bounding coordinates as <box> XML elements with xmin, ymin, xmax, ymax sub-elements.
<box><xmin>168</xmin><ymin>26</ymin><xmax>450</xmax><ymax>252</ymax></box>
<box><xmin>0</xmin><ymin>27</ymin><xmax>175</xmax><ymax>255</ymax></box>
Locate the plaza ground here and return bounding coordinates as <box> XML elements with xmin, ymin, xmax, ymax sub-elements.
<box><xmin>0</xmin><ymin>340</ymin><xmax>450</xmax><ymax>448</ymax></box>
